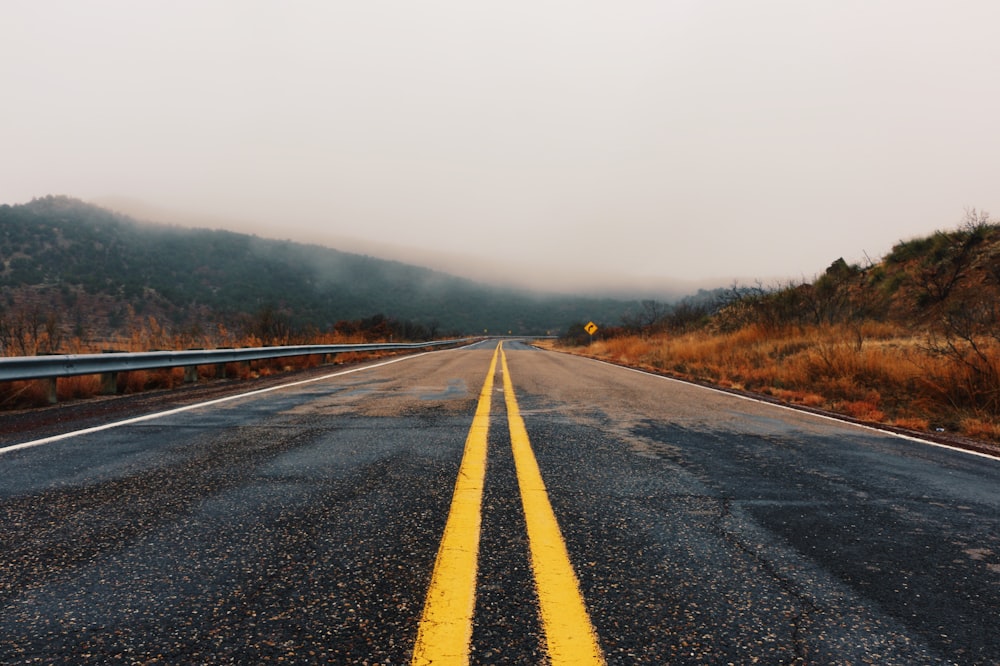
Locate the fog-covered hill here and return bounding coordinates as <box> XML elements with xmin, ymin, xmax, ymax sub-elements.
<box><xmin>0</xmin><ymin>196</ymin><xmax>633</xmax><ymax>341</ymax></box>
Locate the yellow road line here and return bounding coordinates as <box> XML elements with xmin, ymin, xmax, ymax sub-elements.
<box><xmin>411</xmin><ymin>344</ymin><xmax>499</xmax><ymax>666</ymax></box>
<box><xmin>500</xmin><ymin>345</ymin><xmax>606</xmax><ymax>665</ymax></box>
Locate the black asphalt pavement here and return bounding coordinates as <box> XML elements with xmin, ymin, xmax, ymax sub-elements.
<box><xmin>1</xmin><ymin>341</ymin><xmax>998</xmax><ymax>664</ymax></box>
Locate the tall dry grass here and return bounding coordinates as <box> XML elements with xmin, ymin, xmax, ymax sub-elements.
<box><xmin>575</xmin><ymin>322</ymin><xmax>1000</xmax><ymax>441</ymax></box>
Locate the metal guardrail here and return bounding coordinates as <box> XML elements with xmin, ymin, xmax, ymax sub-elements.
<box><xmin>0</xmin><ymin>339</ymin><xmax>472</xmax><ymax>383</ymax></box>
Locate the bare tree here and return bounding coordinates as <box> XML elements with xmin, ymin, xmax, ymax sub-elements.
<box><xmin>925</xmin><ymin>295</ymin><xmax>1000</xmax><ymax>414</ymax></box>
<box><xmin>914</xmin><ymin>209</ymin><xmax>992</xmax><ymax>306</ymax></box>
<box><xmin>41</xmin><ymin>312</ymin><xmax>62</xmax><ymax>354</ymax></box>
<box><xmin>621</xmin><ymin>299</ymin><xmax>670</xmax><ymax>335</ymax></box>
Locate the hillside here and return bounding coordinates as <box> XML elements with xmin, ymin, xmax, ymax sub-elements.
<box><xmin>713</xmin><ymin>209</ymin><xmax>1000</xmax><ymax>333</ymax></box>
<box><xmin>563</xmin><ymin>210</ymin><xmax>1000</xmax><ymax>442</ymax></box>
<box><xmin>0</xmin><ymin>196</ymin><xmax>631</xmax><ymax>349</ymax></box>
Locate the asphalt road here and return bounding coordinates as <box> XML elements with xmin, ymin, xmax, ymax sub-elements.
<box><xmin>1</xmin><ymin>340</ymin><xmax>998</xmax><ymax>664</ymax></box>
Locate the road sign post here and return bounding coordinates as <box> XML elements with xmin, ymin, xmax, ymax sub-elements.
<box><xmin>584</xmin><ymin>321</ymin><xmax>598</xmax><ymax>344</ymax></box>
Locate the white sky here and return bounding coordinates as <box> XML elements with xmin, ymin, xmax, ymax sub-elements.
<box><xmin>2</xmin><ymin>1</ymin><xmax>999</xmax><ymax>295</ymax></box>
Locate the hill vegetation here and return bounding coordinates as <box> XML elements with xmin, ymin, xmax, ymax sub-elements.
<box><xmin>0</xmin><ymin>196</ymin><xmax>629</xmax><ymax>353</ymax></box>
<box><xmin>8</xmin><ymin>196</ymin><xmax>1000</xmax><ymax>444</ymax></box>
<box><xmin>558</xmin><ymin>210</ymin><xmax>1000</xmax><ymax>443</ymax></box>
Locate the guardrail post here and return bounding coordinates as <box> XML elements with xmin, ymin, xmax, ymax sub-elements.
<box><xmin>184</xmin><ymin>349</ymin><xmax>204</xmax><ymax>383</ymax></box>
<box><xmin>100</xmin><ymin>350</ymin><xmax>123</xmax><ymax>394</ymax></box>
<box><xmin>45</xmin><ymin>377</ymin><xmax>58</xmax><ymax>404</ymax></box>
<box><xmin>100</xmin><ymin>371</ymin><xmax>118</xmax><ymax>395</ymax></box>
<box><xmin>214</xmin><ymin>348</ymin><xmax>234</xmax><ymax>379</ymax></box>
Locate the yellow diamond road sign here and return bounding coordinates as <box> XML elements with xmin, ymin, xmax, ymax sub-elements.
<box><xmin>584</xmin><ymin>321</ymin><xmax>598</xmax><ymax>335</ymax></box>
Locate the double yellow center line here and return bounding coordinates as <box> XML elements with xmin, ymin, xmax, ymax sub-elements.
<box><xmin>411</xmin><ymin>343</ymin><xmax>605</xmax><ymax>665</ymax></box>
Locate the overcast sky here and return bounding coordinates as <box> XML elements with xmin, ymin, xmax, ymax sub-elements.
<box><xmin>3</xmin><ymin>1</ymin><xmax>999</xmax><ymax>295</ymax></box>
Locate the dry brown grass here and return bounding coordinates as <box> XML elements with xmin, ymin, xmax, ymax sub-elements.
<box><xmin>572</xmin><ymin>323</ymin><xmax>1000</xmax><ymax>442</ymax></box>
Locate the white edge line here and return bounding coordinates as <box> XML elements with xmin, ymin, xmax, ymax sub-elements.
<box><xmin>579</xmin><ymin>355</ymin><xmax>1000</xmax><ymax>462</ymax></box>
<box><xmin>0</xmin><ymin>351</ymin><xmax>437</xmax><ymax>456</ymax></box>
